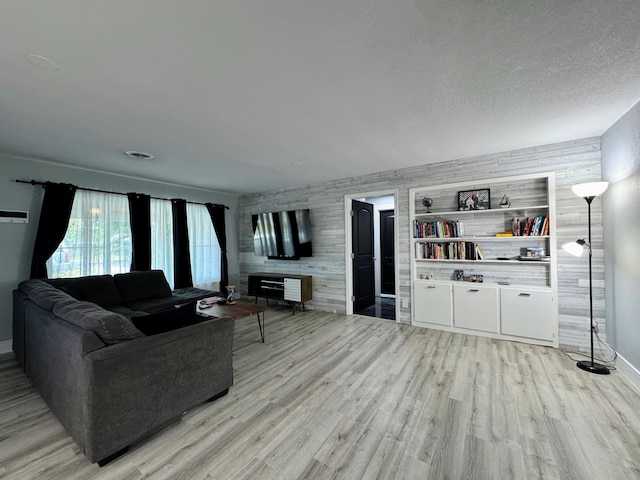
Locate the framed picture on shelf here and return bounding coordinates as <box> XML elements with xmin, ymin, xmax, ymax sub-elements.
<box><xmin>458</xmin><ymin>188</ymin><xmax>490</xmax><ymax>211</ymax></box>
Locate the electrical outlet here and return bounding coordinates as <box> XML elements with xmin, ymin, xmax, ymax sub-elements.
<box><xmin>401</xmin><ymin>297</ymin><xmax>409</xmax><ymax>308</ymax></box>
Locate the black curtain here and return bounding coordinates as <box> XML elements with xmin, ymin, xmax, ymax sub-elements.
<box><xmin>171</xmin><ymin>199</ymin><xmax>193</xmax><ymax>288</ymax></box>
<box><xmin>206</xmin><ymin>203</ymin><xmax>228</xmax><ymax>292</ymax></box>
<box><xmin>30</xmin><ymin>182</ymin><xmax>78</xmax><ymax>279</ymax></box>
<box><xmin>127</xmin><ymin>193</ymin><xmax>151</xmax><ymax>271</ymax></box>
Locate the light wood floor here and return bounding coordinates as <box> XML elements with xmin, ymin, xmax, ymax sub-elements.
<box><xmin>2</xmin><ymin>308</ymin><xmax>640</xmax><ymax>480</ymax></box>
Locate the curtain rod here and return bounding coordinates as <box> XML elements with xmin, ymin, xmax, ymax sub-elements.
<box><xmin>15</xmin><ymin>179</ymin><xmax>229</xmax><ymax>209</ymax></box>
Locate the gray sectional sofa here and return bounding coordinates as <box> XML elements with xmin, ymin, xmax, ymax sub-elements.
<box><xmin>13</xmin><ymin>270</ymin><xmax>234</xmax><ymax>465</ymax></box>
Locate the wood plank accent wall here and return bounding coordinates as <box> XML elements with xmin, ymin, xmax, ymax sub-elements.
<box><xmin>237</xmin><ymin>137</ymin><xmax>603</xmax><ymax>351</ymax></box>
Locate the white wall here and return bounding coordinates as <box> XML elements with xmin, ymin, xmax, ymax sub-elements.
<box><xmin>238</xmin><ymin>138</ymin><xmax>605</xmax><ymax>351</ymax></box>
<box><xmin>601</xmin><ymin>100</ymin><xmax>640</xmax><ymax>374</ymax></box>
<box><xmin>0</xmin><ymin>154</ymin><xmax>240</xmax><ymax>347</ymax></box>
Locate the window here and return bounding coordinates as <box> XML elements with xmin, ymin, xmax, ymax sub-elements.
<box><xmin>187</xmin><ymin>203</ymin><xmax>221</xmax><ymax>289</ymax></box>
<box><xmin>46</xmin><ymin>191</ymin><xmax>222</xmax><ymax>290</ymax></box>
<box><xmin>150</xmin><ymin>198</ymin><xmax>174</xmax><ymax>288</ymax></box>
<box><xmin>47</xmin><ymin>190</ymin><xmax>131</xmax><ymax>278</ymax></box>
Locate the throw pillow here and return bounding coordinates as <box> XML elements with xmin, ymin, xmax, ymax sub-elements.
<box><xmin>131</xmin><ymin>301</ymin><xmax>201</xmax><ymax>336</ymax></box>
<box><xmin>114</xmin><ymin>270</ymin><xmax>172</xmax><ymax>304</ymax></box>
<box><xmin>64</xmin><ymin>275</ymin><xmax>122</xmax><ymax>308</ymax></box>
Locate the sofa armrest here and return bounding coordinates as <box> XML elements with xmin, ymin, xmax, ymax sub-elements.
<box><xmin>81</xmin><ymin>316</ymin><xmax>234</xmax><ymax>463</ymax></box>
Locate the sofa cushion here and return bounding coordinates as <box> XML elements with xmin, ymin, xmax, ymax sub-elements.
<box><xmin>114</xmin><ymin>270</ymin><xmax>172</xmax><ymax>304</ymax></box>
<box><xmin>123</xmin><ymin>296</ymin><xmax>182</xmax><ymax>314</ymax></box>
<box><xmin>53</xmin><ymin>301</ymin><xmax>144</xmax><ymax>345</ymax></box>
<box><xmin>131</xmin><ymin>301</ymin><xmax>201</xmax><ymax>336</ymax></box>
<box><xmin>58</xmin><ymin>275</ymin><xmax>122</xmax><ymax>308</ymax></box>
<box><xmin>173</xmin><ymin>286</ymin><xmax>221</xmax><ymax>301</ymax></box>
<box><xmin>106</xmin><ymin>306</ymin><xmax>150</xmax><ymax>320</ymax></box>
<box><xmin>19</xmin><ymin>280</ymin><xmax>77</xmax><ymax>311</ymax></box>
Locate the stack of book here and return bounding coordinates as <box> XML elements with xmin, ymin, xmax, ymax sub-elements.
<box><xmin>511</xmin><ymin>215</ymin><xmax>549</xmax><ymax>236</ymax></box>
<box><xmin>415</xmin><ymin>241</ymin><xmax>484</xmax><ymax>260</ymax></box>
<box><xmin>415</xmin><ymin>220</ymin><xmax>464</xmax><ymax>238</ymax></box>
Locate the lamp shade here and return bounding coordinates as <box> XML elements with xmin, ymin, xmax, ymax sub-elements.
<box><xmin>562</xmin><ymin>241</ymin><xmax>585</xmax><ymax>257</ymax></box>
<box><xmin>571</xmin><ymin>181</ymin><xmax>609</xmax><ymax>198</ymax></box>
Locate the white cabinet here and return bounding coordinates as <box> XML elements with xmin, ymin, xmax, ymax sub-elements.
<box><xmin>413</xmin><ymin>281</ymin><xmax>453</xmax><ymax>327</ymax></box>
<box><xmin>500</xmin><ymin>287</ymin><xmax>554</xmax><ymax>341</ymax></box>
<box><xmin>453</xmin><ymin>284</ymin><xmax>499</xmax><ymax>333</ymax></box>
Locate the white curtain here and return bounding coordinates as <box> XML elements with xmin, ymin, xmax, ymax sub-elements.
<box><xmin>46</xmin><ymin>193</ymin><xmax>220</xmax><ymax>290</ymax></box>
<box><xmin>47</xmin><ymin>190</ymin><xmax>131</xmax><ymax>278</ymax></box>
<box><xmin>187</xmin><ymin>203</ymin><xmax>221</xmax><ymax>290</ymax></box>
<box><xmin>150</xmin><ymin>198</ymin><xmax>174</xmax><ymax>289</ymax></box>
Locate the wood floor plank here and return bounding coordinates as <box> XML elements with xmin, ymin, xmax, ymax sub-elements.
<box><xmin>1</xmin><ymin>307</ymin><xmax>640</xmax><ymax>479</ymax></box>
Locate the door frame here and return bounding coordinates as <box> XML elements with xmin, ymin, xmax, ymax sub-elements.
<box><xmin>344</xmin><ymin>189</ymin><xmax>399</xmax><ymax>320</ymax></box>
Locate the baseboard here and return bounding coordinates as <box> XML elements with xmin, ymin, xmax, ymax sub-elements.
<box><xmin>616</xmin><ymin>353</ymin><xmax>640</xmax><ymax>393</ymax></box>
<box><xmin>0</xmin><ymin>340</ymin><xmax>12</xmax><ymax>355</ymax></box>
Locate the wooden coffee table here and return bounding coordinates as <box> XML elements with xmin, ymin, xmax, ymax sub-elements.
<box><xmin>197</xmin><ymin>300</ymin><xmax>268</xmax><ymax>342</ymax></box>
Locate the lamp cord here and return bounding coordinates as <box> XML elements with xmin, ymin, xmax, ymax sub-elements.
<box><xmin>563</xmin><ymin>321</ymin><xmax>618</xmax><ymax>368</ymax></box>
<box><xmin>592</xmin><ymin>320</ymin><xmax>618</xmax><ymax>363</ymax></box>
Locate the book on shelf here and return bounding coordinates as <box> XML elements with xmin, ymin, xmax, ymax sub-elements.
<box><xmin>414</xmin><ymin>219</ymin><xmax>464</xmax><ymax>238</ymax></box>
<box><xmin>509</xmin><ymin>215</ymin><xmax>549</xmax><ymax>236</ymax></box>
<box><xmin>511</xmin><ymin>217</ymin><xmax>520</xmax><ymax>236</ymax></box>
<box><xmin>414</xmin><ymin>241</ymin><xmax>483</xmax><ymax>260</ymax></box>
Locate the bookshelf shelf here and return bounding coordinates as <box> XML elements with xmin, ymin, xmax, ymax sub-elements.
<box><xmin>409</xmin><ymin>172</ymin><xmax>558</xmax><ymax>348</ymax></box>
<box><xmin>414</xmin><ymin>258</ymin><xmax>550</xmax><ymax>265</ymax></box>
<box><xmin>413</xmin><ymin>235</ymin><xmax>550</xmax><ymax>242</ymax></box>
<box><xmin>414</xmin><ymin>204</ymin><xmax>550</xmax><ymax>218</ymax></box>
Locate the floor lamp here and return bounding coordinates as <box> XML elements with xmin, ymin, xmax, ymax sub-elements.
<box><xmin>563</xmin><ymin>181</ymin><xmax>610</xmax><ymax>375</ymax></box>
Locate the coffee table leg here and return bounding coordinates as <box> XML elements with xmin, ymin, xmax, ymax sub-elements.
<box><xmin>257</xmin><ymin>312</ymin><xmax>265</xmax><ymax>343</ymax></box>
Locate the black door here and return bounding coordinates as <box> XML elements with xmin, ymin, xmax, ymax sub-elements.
<box><xmin>380</xmin><ymin>209</ymin><xmax>395</xmax><ymax>295</ymax></box>
<box><xmin>352</xmin><ymin>199</ymin><xmax>375</xmax><ymax>311</ymax></box>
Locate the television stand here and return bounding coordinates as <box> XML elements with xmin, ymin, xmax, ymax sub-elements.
<box><xmin>247</xmin><ymin>273</ymin><xmax>312</xmax><ymax>315</ymax></box>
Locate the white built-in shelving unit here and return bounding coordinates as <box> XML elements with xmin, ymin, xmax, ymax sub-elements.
<box><xmin>409</xmin><ymin>172</ymin><xmax>558</xmax><ymax>347</ymax></box>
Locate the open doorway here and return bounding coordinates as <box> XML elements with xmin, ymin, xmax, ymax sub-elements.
<box><xmin>345</xmin><ymin>191</ymin><xmax>398</xmax><ymax>321</ymax></box>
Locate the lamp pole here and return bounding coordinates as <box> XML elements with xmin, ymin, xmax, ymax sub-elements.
<box><xmin>577</xmin><ymin>195</ymin><xmax>610</xmax><ymax>375</ymax></box>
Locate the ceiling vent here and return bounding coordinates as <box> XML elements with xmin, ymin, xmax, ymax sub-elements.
<box><xmin>125</xmin><ymin>151</ymin><xmax>155</xmax><ymax>160</ymax></box>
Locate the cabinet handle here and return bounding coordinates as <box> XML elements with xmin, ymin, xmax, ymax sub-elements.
<box><xmin>468</xmin><ymin>289</ymin><xmax>479</xmax><ymax>293</ymax></box>
<box><xmin>426</xmin><ymin>286</ymin><xmax>436</xmax><ymax>289</ymax></box>
<box><xmin>518</xmin><ymin>293</ymin><xmax>531</xmax><ymax>297</ymax></box>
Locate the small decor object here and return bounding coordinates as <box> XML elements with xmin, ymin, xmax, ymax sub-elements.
<box><xmin>458</xmin><ymin>189</ymin><xmax>490</xmax><ymax>211</ymax></box>
<box><xmin>519</xmin><ymin>247</ymin><xmax>549</xmax><ymax>261</ymax></box>
<box><xmin>499</xmin><ymin>194</ymin><xmax>511</xmax><ymax>208</ymax></box>
<box><xmin>421</xmin><ymin>197</ymin><xmax>433</xmax><ymax>213</ymax></box>
<box><xmin>225</xmin><ymin>285</ymin><xmax>237</xmax><ymax>305</ymax></box>
<box><xmin>453</xmin><ymin>269</ymin><xmax>464</xmax><ymax>281</ymax></box>
<box><xmin>470</xmin><ymin>274</ymin><xmax>484</xmax><ymax>283</ymax></box>
<box><xmin>525</xmin><ymin>247</ymin><xmax>545</xmax><ymax>258</ymax></box>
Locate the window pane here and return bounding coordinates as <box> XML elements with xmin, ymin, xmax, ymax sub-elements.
<box><xmin>187</xmin><ymin>203</ymin><xmax>221</xmax><ymax>290</ymax></box>
<box><xmin>150</xmin><ymin>199</ymin><xmax>174</xmax><ymax>289</ymax></box>
<box><xmin>47</xmin><ymin>190</ymin><xmax>131</xmax><ymax>278</ymax></box>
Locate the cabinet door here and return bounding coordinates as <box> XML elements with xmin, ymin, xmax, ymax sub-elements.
<box><xmin>453</xmin><ymin>285</ymin><xmax>499</xmax><ymax>333</ymax></box>
<box><xmin>501</xmin><ymin>288</ymin><xmax>554</xmax><ymax>341</ymax></box>
<box><xmin>413</xmin><ymin>282</ymin><xmax>452</xmax><ymax>327</ymax></box>
<box><xmin>284</xmin><ymin>278</ymin><xmax>302</xmax><ymax>302</ymax></box>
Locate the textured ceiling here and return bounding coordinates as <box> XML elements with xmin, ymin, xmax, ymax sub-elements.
<box><xmin>2</xmin><ymin>1</ymin><xmax>640</xmax><ymax>194</ymax></box>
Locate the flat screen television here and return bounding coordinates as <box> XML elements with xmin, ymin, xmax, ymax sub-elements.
<box><xmin>252</xmin><ymin>209</ymin><xmax>312</xmax><ymax>260</ymax></box>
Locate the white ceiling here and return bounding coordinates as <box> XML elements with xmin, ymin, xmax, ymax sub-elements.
<box><xmin>2</xmin><ymin>1</ymin><xmax>640</xmax><ymax>195</ymax></box>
